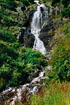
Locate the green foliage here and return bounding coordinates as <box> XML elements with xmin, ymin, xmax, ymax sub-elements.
<box><xmin>0</xmin><ymin>32</ymin><xmax>46</xmax><ymax>91</ymax></box>
<box><xmin>5</xmin><ymin>0</ymin><xmax>16</xmax><ymax>10</ymax></box>
<box><xmin>20</xmin><ymin>0</ymin><xmax>34</xmax><ymax>5</ymax></box>
<box><xmin>0</xmin><ymin>0</ymin><xmax>16</xmax><ymax>10</ymax></box>
<box><xmin>0</xmin><ymin>30</ymin><xmax>16</xmax><ymax>43</ymax></box>
<box><xmin>52</xmin><ymin>0</ymin><xmax>70</xmax><ymax>17</ymax></box>
<box><xmin>52</xmin><ymin>0</ymin><xmax>70</xmax><ymax>6</ymax></box>
<box><xmin>61</xmin><ymin>0</ymin><xmax>70</xmax><ymax>8</ymax></box>
<box><xmin>52</xmin><ymin>0</ymin><xmax>60</xmax><ymax>5</ymax></box>
<box><xmin>0</xmin><ymin>0</ymin><xmax>46</xmax><ymax>91</ymax></box>
<box><xmin>0</xmin><ymin>8</ymin><xmax>18</xmax><ymax>27</ymax></box>
<box><xmin>49</xmin><ymin>23</ymin><xmax>70</xmax><ymax>81</ymax></box>
<box><xmin>0</xmin><ymin>39</ymin><xmax>46</xmax><ymax>90</ymax></box>
<box><xmin>62</xmin><ymin>4</ymin><xmax>70</xmax><ymax>17</ymax></box>
<box><xmin>0</xmin><ymin>0</ymin><xmax>34</xmax><ymax>11</ymax></box>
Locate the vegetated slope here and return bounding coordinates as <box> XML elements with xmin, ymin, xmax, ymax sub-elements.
<box><xmin>29</xmin><ymin>19</ymin><xmax>70</xmax><ymax>105</ymax></box>
<box><xmin>49</xmin><ymin>22</ymin><xmax>70</xmax><ymax>81</ymax></box>
<box><xmin>0</xmin><ymin>0</ymin><xmax>46</xmax><ymax>91</ymax></box>
<box><xmin>52</xmin><ymin>0</ymin><xmax>70</xmax><ymax>17</ymax></box>
<box><xmin>0</xmin><ymin>0</ymin><xmax>70</xmax><ymax>104</ymax></box>
<box><xmin>29</xmin><ymin>0</ymin><xmax>70</xmax><ymax>104</ymax></box>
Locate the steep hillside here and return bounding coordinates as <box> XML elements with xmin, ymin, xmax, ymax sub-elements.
<box><xmin>0</xmin><ymin>0</ymin><xmax>70</xmax><ymax>105</ymax></box>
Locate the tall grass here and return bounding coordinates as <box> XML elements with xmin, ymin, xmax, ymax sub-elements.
<box><xmin>30</xmin><ymin>82</ymin><xmax>70</xmax><ymax>105</ymax></box>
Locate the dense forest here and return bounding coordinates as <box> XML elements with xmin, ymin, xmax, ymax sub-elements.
<box><xmin>0</xmin><ymin>0</ymin><xmax>70</xmax><ymax>105</ymax></box>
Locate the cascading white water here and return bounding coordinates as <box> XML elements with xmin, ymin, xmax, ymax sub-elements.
<box><xmin>31</xmin><ymin>3</ymin><xmax>48</xmax><ymax>55</ymax></box>
<box><xmin>34</xmin><ymin>0</ymin><xmax>40</xmax><ymax>5</ymax></box>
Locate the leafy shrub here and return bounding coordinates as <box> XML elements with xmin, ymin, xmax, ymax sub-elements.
<box><xmin>49</xmin><ymin>23</ymin><xmax>70</xmax><ymax>81</ymax></box>
<box><xmin>5</xmin><ymin>0</ymin><xmax>17</xmax><ymax>10</ymax></box>
<box><xmin>0</xmin><ymin>0</ymin><xmax>34</xmax><ymax>11</ymax></box>
<box><xmin>62</xmin><ymin>4</ymin><xmax>70</xmax><ymax>17</ymax></box>
<box><xmin>0</xmin><ymin>30</ymin><xmax>16</xmax><ymax>43</ymax></box>
<box><xmin>0</xmin><ymin>40</ymin><xmax>46</xmax><ymax>91</ymax></box>
<box><xmin>20</xmin><ymin>0</ymin><xmax>34</xmax><ymax>6</ymax></box>
<box><xmin>0</xmin><ymin>0</ymin><xmax>45</xmax><ymax>91</ymax></box>
<box><xmin>52</xmin><ymin>0</ymin><xmax>70</xmax><ymax>17</ymax></box>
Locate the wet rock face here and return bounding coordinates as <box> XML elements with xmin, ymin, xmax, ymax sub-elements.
<box><xmin>17</xmin><ymin>5</ymin><xmax>35</xmax><ymax>48</ymax></box>
<box><xmin>27</xmin><ymin>70</ymin><xmax>41</xmax><ymax>82</ymax></box>
<box><xmin>19</xmin><ymin>28</ymin><xmax>35</xmax><ymax>48</ymax></box>
<box><xmin>24</xmin><ymin>10</ymin><xmax>35</xmax><ymax>27</ymax></box>
<box><xmin>39</xmin><ymin>20</ymin><xmax>55</xmax><ymax>50</ymax></box>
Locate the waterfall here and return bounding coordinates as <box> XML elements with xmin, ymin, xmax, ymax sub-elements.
<box><xmin>31</xmin><ymin>4</ymin><xmax>48</xmax><ymax>55</ymax></box>
<box><xmin>34</xmin><ymin>0</ymin><xmax>40</xmax><ymax>5</ymax></box>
